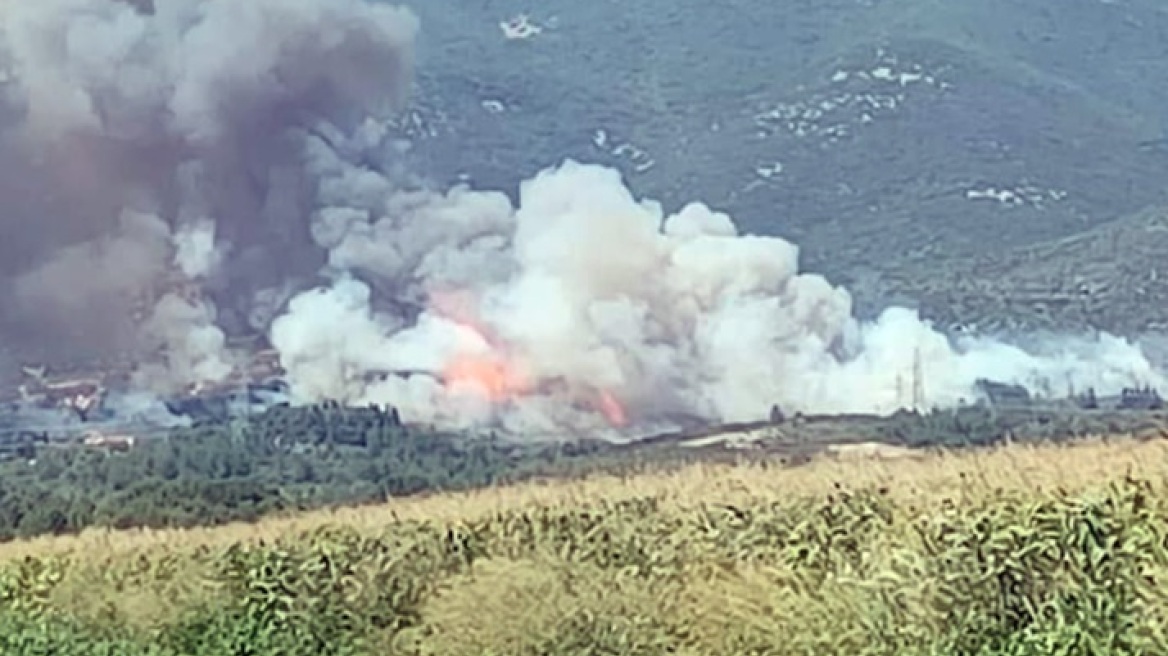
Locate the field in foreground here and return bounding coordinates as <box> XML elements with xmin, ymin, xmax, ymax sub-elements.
<box><xmin>1</xmin><ymin>437</ymin><xmax>1167</xmax><ymax>655</ymax></box>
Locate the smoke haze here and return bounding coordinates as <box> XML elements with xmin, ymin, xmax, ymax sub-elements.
<box><xmin>0</xmin><ymin>0</ymin><xmax>417</xmax><ymax>379</ymax></box>
<box><xmin>1</xmin><ymin>0</ymin><xmax>1164</xmax><ymax>437</ymax></box>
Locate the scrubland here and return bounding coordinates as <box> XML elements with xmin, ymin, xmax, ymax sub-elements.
<box><xmin>2</xmin><ymin>436</ymin><xmax>1167</xmax><ymax>655</ymax></box>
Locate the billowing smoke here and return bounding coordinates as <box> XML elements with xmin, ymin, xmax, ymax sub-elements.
<box><xmin>2</xmin><ymin>0</ymin><xmax>1164</xmax><ymax>439</ymax></box>
<box><xmin>0</xmin><ymin>0</ymin><xmax>417</xmax><ymax>388</ymax></box>
<box><xmin>273</xmin><ymin>157</ymin><xmax>1166</xmax><ymax>436</ymax></box>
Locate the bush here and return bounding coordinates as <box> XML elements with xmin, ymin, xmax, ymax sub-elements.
<box><xmin>1</xmin><ymin>467</ymin><xmax>1166</xmax><ymax>655</ymax></box>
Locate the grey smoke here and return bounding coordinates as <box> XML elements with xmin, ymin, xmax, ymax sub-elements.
<box><xmin>275</xmin><ymin>158</ymin><xmax>1167</xmax><ymax>436</ymax></box>
<box><xmin>10</xmin><ymin>208</ymin><xmax>172</xmax><ymax>350</ymax></box>
<box><xmin>1</xmin><ymin>0</ymin><xmax>1164</xmax><ymax>439</ymax></box>
<box><xmin>103</xmin><ymin>390</ymin><xmax>193</xmax><ymax>430</ymax></box>
<box><xmin>0</xmin><ymin>0</ymin><xmax>418</xmax><ymax>382</ymax></box>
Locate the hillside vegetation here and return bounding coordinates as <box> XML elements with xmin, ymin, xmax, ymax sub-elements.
<box><xmin>0</xmin><ymin>403</ymin><xmax>629</xmax><ymax>540</ymax></box>
<box><xmin>398</xmin><ymin>0</ymin><xmax>1168</xmax><ymax>334</ymax></box>
<box><xmin>4</xmin><ymin>399</ymin><xmax>1165</xmax><ymax>542</ymax></box>
<box><xmin>1</xmin><ymin>437</ymin><xmax>1167</xmax><ymax>655</ymax></box>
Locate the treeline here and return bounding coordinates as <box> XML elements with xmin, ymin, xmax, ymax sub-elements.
<box><xmin>1</xmin><ymin>399</ymin><xmax>1162</xmax><ymax>542</ymax></box>
<box><xmin>0</xmin><ymin>403</ymin><xmax>615</xmax><ymax>541</ymax></box>
<box><xmin>878</xmin><ymin>403</ymin><xmax>1168</xmax><ymax>447</ymax></box>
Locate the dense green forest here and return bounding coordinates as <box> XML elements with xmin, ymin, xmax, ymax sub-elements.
<box><xmin>0</xmin><ymin>397</ymin><xmax>1164</xmax><ymax>542</ymax></box>
<box><xmin>0</xmin><ymin>403</ymin><xmax>626</xmax><ymax>541</ymax></box>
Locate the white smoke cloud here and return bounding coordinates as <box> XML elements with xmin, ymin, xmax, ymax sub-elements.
<box><xmin>3</xmin><ymin>0</ymin><xmax>1163</xmax><ymax>439</ymax></box>
<box><xmin>172</xmin><ymin>219</ymin><xmax>221</xmax><ymax>280</ymax></box>
<box><xmin>132</xmin><ymin>290</ymin><xmax>235</xmax><ymax>394</ymax></box>
<box><xmin>272</xmin><ymin>156</ymin><xmax>1168</xmax><ymax>437</ymax></box>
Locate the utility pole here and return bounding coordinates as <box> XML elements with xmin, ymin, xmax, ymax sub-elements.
<box><xmin>912</xmin><ymin>347</ymin><xmax>924</xmax><ymax>412</ymax></box>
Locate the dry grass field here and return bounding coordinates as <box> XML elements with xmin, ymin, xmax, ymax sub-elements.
<box><xmin>2</xmin><ymin>435</ymin><xmax>1167</xmax><ymax>655</ymax></box>
<box><xmin>3</xmin><ymin>435</ymin><xmax>1162</xmax><ymax>563</ymax></box>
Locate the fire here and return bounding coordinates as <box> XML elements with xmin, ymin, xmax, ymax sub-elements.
<box><xmin>442</xmin><ymin>354</ymin><xmax>531</xmax><ymax>402</ymax></box>
<box><xmin>429</xmin><ymin>286</ymin><xmax>631</xmax><ymax>428</ymax></box>
<box><xmin>430</xmin><ymin>288</ymin><xmax>531</xmax><ymax>402</ymax></box>
<box><xmin>596</xmin><ymin>389</ymin><xmax>628</xmax><ymax>427</ymax></box>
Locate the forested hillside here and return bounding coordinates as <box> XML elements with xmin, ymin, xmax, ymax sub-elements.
<box><xmin>0</xmin><ymin>396</ymin><xmax>1164</xmax><ymax>542</ymax></box>
<box><xmin>0</xmin><ymin>404</ymin><xmax>620</xmax><ymax>540</ymax></box>
<box><xmin>398</xmin><ymin>0</ymin><xmax>1168</xmax><ymax>333</ymax></box>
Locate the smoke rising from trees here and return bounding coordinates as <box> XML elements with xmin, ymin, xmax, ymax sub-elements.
<box><xmin>0</xmin><ymin>0</ymin><xmax>1162</xmax><ymax>437</ymax></box>
<box><xmin>0</xmin><ymin>0</ymin><xmax>417</xmax><ymax>385</ymax></box>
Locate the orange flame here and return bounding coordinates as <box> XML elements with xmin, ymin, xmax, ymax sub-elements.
<box><xmin>443</xmin><ymin>354</ymin><xmax>531</xmax><ymax>401</ymax></box>
<box><xmin>429</xmin><ymin>287</ymin><xmax>630</xmax><ymax>427</ymax></box>
<box><xmin>596</xmin><ymin>389</ymin><xmax>628</xmax><ymax>427</ymax></box>
<box><xmin>429</xmin><ymin>287</ymin><xmax>531</xmax><ymax>400</ymax></box>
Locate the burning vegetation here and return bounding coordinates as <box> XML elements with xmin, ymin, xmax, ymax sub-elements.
<box><xmin>17</xmin><ymin>366</ymin><xmax>106</xmax><ymax>422</ymax></box>
<box><xmin>0</xmin><ymin>0</ymin><xmax>1164</xmax><ymax>441</ymax></box>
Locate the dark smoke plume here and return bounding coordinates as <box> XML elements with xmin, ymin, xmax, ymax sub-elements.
<box><xmin>0</xmin><ymin>0</ymin><xmax>417</xmax><ymax>390</ymax></box>
<box><xmin>0</xmin><ymin>0</ymin><xmax>1163</xmax><ymax>439</ymax></box>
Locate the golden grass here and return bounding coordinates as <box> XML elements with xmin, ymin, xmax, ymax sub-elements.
<box><xmin>5</xmin><ymin>435</ymin><xmax>1168</xmax><ymax>654</ymax></box>
<box><xmin>2</xmin><ymin>434</ymin><xmax>1163</xmax><ymax>565</ymax></box>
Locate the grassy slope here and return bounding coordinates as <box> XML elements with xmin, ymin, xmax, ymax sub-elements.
<box><xmin>4</xmin><ymin>436</ymin><xmax>1168</xmax><ymax>654</ymax></box>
